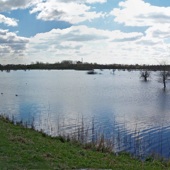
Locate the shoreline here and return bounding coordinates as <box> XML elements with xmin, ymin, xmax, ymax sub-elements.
<box><xmin>0</xmin><ymin>115</ymin><xmax>168</xmax><ymax>170</ymax></box>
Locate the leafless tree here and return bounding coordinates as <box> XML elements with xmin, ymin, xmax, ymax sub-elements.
<box><xmin>140</xmin><ymin>70</ymin><xmax>150</xmax><ymax>81</ymax></box>
<box><xmin>160</xmin><ymin>69</ymin><xmax>170</xmax><ymax>90</ymax></box>
<box><xmin>159</xmin><ymin>62</ymin><xmax>170</xmax><ymax>90</ymax></box>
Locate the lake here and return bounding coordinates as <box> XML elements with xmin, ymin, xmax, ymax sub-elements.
<box><xmin>1</xmin><ymin>69</ymin><xmax>170</xmax><ymax>159</ymax></box>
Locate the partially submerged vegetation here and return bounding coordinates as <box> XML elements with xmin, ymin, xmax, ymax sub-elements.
<box><xmin>87</xmin><ymin>69</ymin><xmax>97</xmax><ymax>74</ymax></box>
<box><xmin>140</xmin><ymin>70</ymin><xmax>150</xmax><ymax>81</ymax></box>
<box><xmin>0</xmin><ymin>115</ymin><xmax>170</xmax><ymax>169</ymax></box>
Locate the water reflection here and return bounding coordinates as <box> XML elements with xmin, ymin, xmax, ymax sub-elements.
<box><xmin>0</xmin><ymin>70</ymin><xmax>170</xmax><ymax>158</ymax></box>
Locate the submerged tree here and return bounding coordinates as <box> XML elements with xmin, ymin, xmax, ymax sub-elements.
<box><xmin>159</xmin><ymin>62</ymin><xmax>170</xmax><ymax>90</ymax></box>
<box><xmin>140</xmin><ymin>70</ymin><xmax>150</xmax><ymax>81</ymax></box>
<box><xmin>160</xmin><ymin>69</ymin><xmax>170</xmax><ymax>90</ymax></box>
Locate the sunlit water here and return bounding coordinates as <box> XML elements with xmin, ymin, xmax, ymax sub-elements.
<box><xmin>1</xmin><ymin>70</ymin><xmax>170</xmax><ymax>159</ymax></box>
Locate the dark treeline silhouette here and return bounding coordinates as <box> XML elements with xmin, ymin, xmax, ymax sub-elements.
<box><xmin>0</xmin><ymin>60</ymin><xmax>170</xmax><ymax>72</ymax></box>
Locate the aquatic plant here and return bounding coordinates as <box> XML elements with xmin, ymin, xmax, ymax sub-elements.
<box><xmin>0</xmin><ymin>113</ymin><xmax>169</xmax><ymax>160</ymax></box>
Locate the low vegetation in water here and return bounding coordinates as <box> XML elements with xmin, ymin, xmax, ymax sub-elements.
<box><xmin>0</xmin><ymin>116</ymin><xmax>170</xmax><ymax>170</ymax></box>
<box><xmin>87</xmin><ymin>70</ymin><xmax>97</xmax><ymax>74</ymax></box>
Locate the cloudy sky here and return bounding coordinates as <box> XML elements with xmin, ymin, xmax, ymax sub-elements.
<box><xmin>0</xmin><ymin>0</ymin><xmax>170</xmax><ymax>65</ymax></box>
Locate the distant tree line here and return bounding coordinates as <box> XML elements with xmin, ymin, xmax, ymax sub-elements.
<box><xmin>1</xmin><ymin>60</ymin><xmax>170</xmax><ymax>90</ymax></box>
<box><xmin>0</xmin><ymin>60</ymin><xmax>170</xmax><ymax>72</ymax></box>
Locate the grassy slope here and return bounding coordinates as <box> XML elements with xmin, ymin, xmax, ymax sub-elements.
<box><xmin>0</xmin><ymin>118</ymin><xmax>169</xmax><ymax>170</ymax></box>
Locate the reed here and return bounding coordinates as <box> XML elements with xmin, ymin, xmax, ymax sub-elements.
<box><xmin>0</xmin><ymin>113</ymin><xmax>169</xmax><ymax>161</ymax></box>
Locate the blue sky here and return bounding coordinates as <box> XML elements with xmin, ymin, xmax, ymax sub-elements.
<box><xmin>0</xmin><ymin>0</ymin><xmax>170</xmax><ymax>65</ymax></box>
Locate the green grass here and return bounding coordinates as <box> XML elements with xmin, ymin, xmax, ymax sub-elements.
<box><xmin>0</xmin><ymin>117</ymin><xmax>170</xmax><ymax>170</ymax></box>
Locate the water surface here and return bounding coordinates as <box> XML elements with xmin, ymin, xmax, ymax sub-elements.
<box><xmin>1</xmin><ymin>70</ymin><xmax>170</xmax><ymax>158</ymax></box>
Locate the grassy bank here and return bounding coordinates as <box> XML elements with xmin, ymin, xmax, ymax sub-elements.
<box><xmin>0</xmin><ymin>117</ymin><xmax>169</xmax><ymax>170</ymax></box>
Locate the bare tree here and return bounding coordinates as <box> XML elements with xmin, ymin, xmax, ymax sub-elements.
<box><xmin>140</xmin><ymin>70</ymin><xmax>150</xmax><ymax>81</ymax></box>
<box><xmin>159</xmin><ymin>62</ymin><xmax>170</xmax><ymax>90</ymax></box>
<box><xmin>160</xmin><ymin>69</ymin><xmax>170</xmax><ymax>90</ymax></box>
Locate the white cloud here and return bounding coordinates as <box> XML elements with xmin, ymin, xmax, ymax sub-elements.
<box><xmin>28</xmin><ymin>25</ymin><xmax>142</xmax><ymax>45</ymax></box>
<box><xmin>86</xmin><ymin>0</ymin><xmax>106</xmax><ymax>3</ymax></box>
<box><xmin>0</xmin><ymin>29</ymin><xmax>29</xmax><ymax>63</ymax></box>
<box><xmin>0</xmin><ymin>0</ymin><xmax>41</xmax><ymax>12</ymax></box>
<box><xmin>145</xmin><ymin>24</ymin><xmax>170</xmax><ymax>39</ymax></box>
<box><xmin>107</xmin><ymin>0</ymin><xmax>170</xmax><ymax>64</ymax></box>
<box><xmin>0</xmin><ymin>14</ymin><xmax>18</xmax><ymax>26</ymax></box>
<box><xmin>25</xmin><ymin>25</ymin><xmax>152</xmax><ymax>64</ymax></box>
<box><xmin>0</xmin><ymin>0</ymin><xmax>170</xmax><ymax>65</ymax></box>
<box><xmin>111</xmin><ymin>0</ymin><xmax>170</xmax><ymax>27</ymax></box>
<box><xmin>30</xmin><ymin>0</ymin><xmax>105</xmax><ymax>24</ymax></box>
<box><xmin>46</xmin><ymin>0</ymin><xmax>107</xmax><ymax>4</ymax></box>
<box><xmin>0</xmin><ymin>24</ymin><xmax>169</xmax><ymax>65</ymax></box>
<box><xmin>0</xmin><ymin>0</ymin><xmax>106</xmax><ymax>12</ymax></box>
